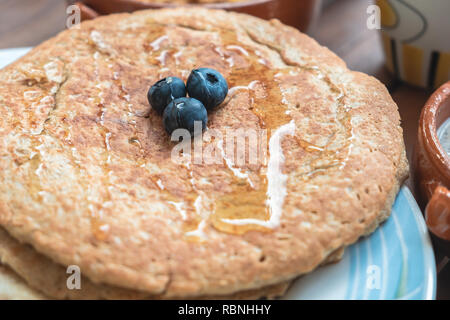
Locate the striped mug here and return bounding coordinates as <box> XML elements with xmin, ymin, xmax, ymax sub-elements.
<box><xmin>377</xmin><ymin>0</ymin><xmax>450</xmax><ymax>88</ymax></box>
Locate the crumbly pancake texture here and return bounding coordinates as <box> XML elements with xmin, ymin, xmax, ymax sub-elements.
<box><xmin>0</xmin><ymin>8</ymin><xmax>408</xmax><ymax>297</ymax></box>
<box><xmin>0</xmin><ymin>228</ymin><xmax>290</xmax><ymax>299</ymax></box>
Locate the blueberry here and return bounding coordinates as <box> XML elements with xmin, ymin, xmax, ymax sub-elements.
<box><xmin>186</xmin><ymin>68</ymin><xmax>228</xmax><ymax>110</ymax></box>
<box><xmin>163</xmin><ymin>97</ymin><xmax>208</xmax><ymax>136</ymax></box>
<box><xmin>148</xmin><ymin>77</ymin><xmax>186</xmax><ymax>114</ymax></box>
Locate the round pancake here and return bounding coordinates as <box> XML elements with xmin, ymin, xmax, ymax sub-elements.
<box><xmin>0</xmin><ymin>8</ymin><xmax>408</xmax><ymax>297</ymax></box>
<box><xmin>0</xmin><ymin>224</ymin><xmax>347</xmax><ymax>301</ymax></box>
<box><xmin>0</xmin><ymin>227</ymin><xmax>291</xmax><ymax>299</ymax></box>
<box><xmin>0</xmin><ymin>226</ymin><xmax>348</xmax><ymax>299</ymax></box>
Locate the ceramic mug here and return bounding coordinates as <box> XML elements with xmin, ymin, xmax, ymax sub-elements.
<box><xmin>414</xmin><ymin>81</ymin><xmax>450</xmax><ymax>254</ymax></box>
<box><xmin>377</xmin><ymin>0</ymin><xmax>450</xmax><ymax>88</ymax></box>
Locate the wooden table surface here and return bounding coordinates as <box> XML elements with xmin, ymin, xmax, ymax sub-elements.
<box><xmin>0</xmin><ymin>0</ymin><xmax>448</xmax><ymax>300</ymax></box>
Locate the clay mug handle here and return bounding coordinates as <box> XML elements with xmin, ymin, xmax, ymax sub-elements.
<box><xmin>425</xmin><ymin>186</ymin><xmax>450</xmax><ymax>241</ymax></box>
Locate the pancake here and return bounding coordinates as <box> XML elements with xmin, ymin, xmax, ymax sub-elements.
<box><xmin>0</xmin><ymin>8</ymin><xmax>408</xmax><ymax>298</ymax></box>
<box><xmin>0</xmin><ymin>227</ymin><xmax>291</xmax><ymax>299</ymax></box>
<box><xmin>0</xmin><ymin>226</ymin><xmax>349</xmax><ymax>299</ymax></box>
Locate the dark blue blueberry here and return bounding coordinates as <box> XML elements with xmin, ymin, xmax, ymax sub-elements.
<box><xmin>163</xmin><ymin>97</ymin><xmax>208</xmax><ymax>136</ymax></box>
<box><xmin>147</xmin><ymin>76</ymin><xmax>186</xmax><ymax>114</ymax></box>
<box><xmin>186</xmin><ymin>68</ymin><xmax>228</xmax><ymax>110</ymax></box>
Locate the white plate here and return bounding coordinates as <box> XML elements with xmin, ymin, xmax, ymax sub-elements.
<box><xmin>0</xmin><ymin>47</ymin><xmax>32</xmax><ymax>69</ymax></box>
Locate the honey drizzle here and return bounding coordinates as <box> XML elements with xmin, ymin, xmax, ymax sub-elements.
<box><xmin>18</xmin><ymin>23</ymin><xmax>355</xmax><ymax>243</ymax></box>
<box><xmin>208</xmin><ymin>31</ymin><xmax>294</xmax><ymax>234</ymax></box>
<box><xmin>16</xmin><ymin>24</ymin><xmax>355</xmax><ymax>244</ymax></box>
<box><xmin>89</xmin><ymin>51</ymin><xmax>114</xmax><ymax>241</ymax></box>
<box><xmin>112</xmin><ymin>73</ymin><xmax>146</xmax><ymax>160</ymax></box>
<box><xmin>120</xmin><ymin>27</ymin><xmax>354</xmax><ymax>239</ymax></box>
<box><xmin>292</xmin><ymin>68</ymin><xmax>353</xmax><ymax>180</ymax></box>
<box><xmin>27</xmin><ymin>145</ymin><xmax>44</xmax><ymax>200</ymax></box>
<box><xmin>139</xmin><ymin>27</ymin><xmax>355</xmax><ymax>237</ymax></box>
<box><xmin>18</xmin><ymin>65</ymin><xmax>89</xmax><ymax>205</ymax></box>
<box><xmin>207</xmin><ymin>30</ymin><xmax>355</xmax><ymax>234</ymax></box>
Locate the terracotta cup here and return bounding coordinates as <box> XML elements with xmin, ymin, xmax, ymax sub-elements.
<box><xmin>414</xmin><ymin>81</ymin><xmax>450</xmax><ymax>253</ymax></box>
<box><xmin>67</xmin><ymin>0</ymin><xmax>322</xmax><ymax>33</ymax></box>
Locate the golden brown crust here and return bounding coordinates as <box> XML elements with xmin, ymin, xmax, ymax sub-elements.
<box><xmin>0</xmin><ymin>227</ymin><xmax>290</xmax><ymax>299</ymax></box>
<box><xmin>0</xmin><ymin>8</ymin><xmax>408</xmax><ymax>297</ymax></box>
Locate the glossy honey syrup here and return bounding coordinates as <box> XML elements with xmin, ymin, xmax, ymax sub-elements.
<box><xmin>50</xmin><ymin>24</ymin><xmax>354</xmax><ymax>242</ymax></box>
<box><xmin>142</xmin><ymin>26</ymin><xmax>353</xmax><ymax>240</ymax></box>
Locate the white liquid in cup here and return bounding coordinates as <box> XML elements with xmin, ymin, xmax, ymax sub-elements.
<box><xmin>437</xmin><ymin>117</ymin><xmax>450</xmax><ymax>156</ymax></box>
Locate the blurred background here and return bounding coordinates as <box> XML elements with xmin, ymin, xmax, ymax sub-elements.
<box><xmin>0</xmin><ymin>0</ymin><xmax>448</xmax><ymax>300</ymax></box>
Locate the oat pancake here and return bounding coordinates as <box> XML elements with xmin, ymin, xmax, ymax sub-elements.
<box><xmin>0</xmin><ymin>226</ymin><xmax>350</xmax><ymax>299</ymax></box>
<box><xmin>0</xmin><ymin>8</ymin><xmax>408</xmax><ymax>297</ymax></box>
<box><xmin>0</xmin><ymin>228</ymin><xmax>291</xmax><ymax>299</ymax></box>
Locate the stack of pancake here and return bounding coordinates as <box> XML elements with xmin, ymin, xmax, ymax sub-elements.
<box><xmin>0</xmin><ymin>8</ymin><xmax>408</xmax><ymax>299</ymax></box>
